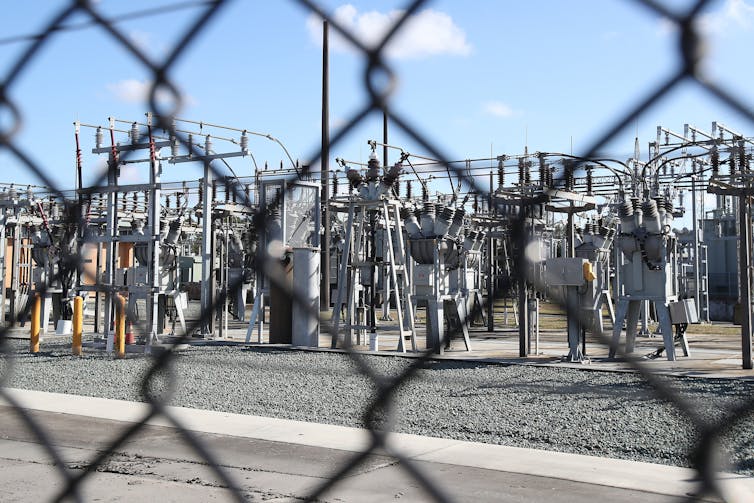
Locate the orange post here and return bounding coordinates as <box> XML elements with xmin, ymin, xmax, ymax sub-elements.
<box><xmin>30</xmin><ymin>294</ymin><xmax>41</xmax><ymax>354</ymax></box>
<box><xmin>72</xmin><ymin>296</ymin><xmax>83</xmax><ymax>356</ymax></box>
<box><xmin>115</xmin><ymin>294</ymin><xmax>126</xmax><ymax>359</ymax></box>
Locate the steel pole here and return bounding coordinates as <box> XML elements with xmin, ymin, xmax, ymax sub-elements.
<box><xmin>487</xmin><ymin>172</ymin><xmax>494</xmax><ymax>332</ymax></box>
<box><xmin>692</xmin><ymin>165</ymin><xmax>701</xmax><ymax>321</ymax></box>
<box><xmin>739</xmin><ymin>189</ymin><xmax>753</xmax><ymax>369</ymax></box>
<box><xmin>320</xmin><ymin>19</ymin><xmax>331</xmax><ymax>310</ymax></box>
<box><xmin>200</xmin><ymin>165</ymin><xmax>213</xmax><ymax>336</ymax></box>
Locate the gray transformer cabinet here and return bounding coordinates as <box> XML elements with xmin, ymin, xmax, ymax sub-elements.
<box><xmin>609</xmin><ymin>198</ymin><xmax>689</xmax><ymax>360</ymax></box>
<box><xmin>246</xmin><ymin>177</ymin><xmax>320</xmax><ymax>346</ymax></box>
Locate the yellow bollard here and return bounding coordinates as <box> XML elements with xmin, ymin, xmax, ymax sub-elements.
<box><xmin>30</xmin><ymin>294</ymin><xmax>41</xmax><ymax>354</ymax></box>
<box><xmin>72</xmin><ymin>296</ymin><xmax>83</xmax><ymax>356</ymax></box>
<box><xmin>115</xmin><ymin>294</ymin><xmax>126</xmax><ymax>359</ymax></box>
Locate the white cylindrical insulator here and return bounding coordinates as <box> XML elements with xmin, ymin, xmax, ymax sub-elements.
<box><xmin>205</xmin><ymin>135</ymin><xmax>212</xmax><ymax>154</ymax></box>
<box><xmin>130</xmin><ymin>122</ymin><xmax>139</xmax><ymax>145</ymax></box>
<box><xmin>171</xmin><ymin>136</ymin><xmax>179</xmax><ymax>157</ymax></box>
<box><xmin>433</xmin><ymin>206</ymin><xmax>454</xmax><ymax>237</ymax></box>
<box><xmin>240</xmin><ymin>132</ymin><xmax>249</xmax><ymax>152</ymax></box>
<box><xmin>95</xmin><ymin>127</ymin><xmax>103</xmax><ymax>149</ymax></box>
<box><xmin>404</xmin><ymin>214</ymin><xmax>422</xmax><ymax>237</ymax></box>
<box><xmin>420</xmin><ymin>203</ymin><xmax>435</xmax><ymax>235</ymax></box>
<box><xmin>633</xmin><ymin>208</ymin><xmax>643</xmax><ymax>229</ymax></box>
<box><xmin>618</xmin><ymin>200</ymin><xmax>635</xmax><ymax>233</ymax></box>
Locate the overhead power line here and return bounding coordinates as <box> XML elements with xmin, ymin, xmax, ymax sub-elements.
<box><xmin>0</xmin><ymin>1</ymin><xmax>213</xmax><ymax>46</ymax></box>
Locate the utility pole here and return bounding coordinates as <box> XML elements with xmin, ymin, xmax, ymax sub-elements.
<box><xmin>320</xmin><ymin>19</ymin><xmax>331</xmax><ymax>310</ymax></box>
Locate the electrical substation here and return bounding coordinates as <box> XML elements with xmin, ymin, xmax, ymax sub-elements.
<box><xmin>4</xmin><ymin>117</ymin><xmax>754</xmax><ymax>371</ymax></box>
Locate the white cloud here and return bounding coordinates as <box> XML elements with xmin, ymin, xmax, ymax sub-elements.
<box><xmin>306</xmin><ymin>4</ymin><xmax>472</xmax><ymax>59</ymax></box>
<box><xmin>105</xmin><ymin>79</ymin><xmax>196</xmax><ymax>106</ymax></box>
<box><xmin>119</xmin><ymin>164</ymin><xmax>143</xmax><ymax>183</ymax></box>
<box><xmin>656</xmin><ymin>1</ymin><xmax>754</xmax><ymax>37</ymax></box>
<box><xmin>128</xmin><ymin>30</ymin><xmax>153</xmax><ymax>52</ymax></box>
<box><xmin>483</xmin><ymin>101</ymin><xmax>517</xmax><ymax>118</ymax></box>
<box><xmin>697</xmin><ymin>0</ymin><xmax>754</xmax><ymax>34</ymax></box>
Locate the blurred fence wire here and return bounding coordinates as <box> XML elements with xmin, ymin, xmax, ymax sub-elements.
<box><xmin>1</xmin><ymin>0</ymin><xmax>754</xmax><ymax>501</ymax></box>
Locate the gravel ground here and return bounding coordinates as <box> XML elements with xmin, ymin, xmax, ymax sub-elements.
<box><xmin>3</xmin><ymin>338</ymin><xmax>754</xmax><ymax>474</ymax></box>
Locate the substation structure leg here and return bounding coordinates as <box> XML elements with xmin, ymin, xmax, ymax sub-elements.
<box><xmin>565</xmin><ymin>286</ymin><xmax>586</xmax><ymax>362</ymax></box>
<box><xmin>383</xmin><ymin>201</ymin><xmax>416</xmax><ymax>352</ymax></box>
<box><xmin>610</xmin><ymin>298</ymin><xmax>641</xmax><ymax>358</ymax></box>
<box><xmin>427</xmin><ymin>299</ymin><xmax>444</xmax><ymax>355</ymax></box>
<box><xmin>452</xmin><ymin>296</ymin><xmax>472</xmax><ymax>351</ymax></box>
<box><xmin>245</xmin><ymin>289</ymin><xmax>265</xmax><ymax>343</ymax></box>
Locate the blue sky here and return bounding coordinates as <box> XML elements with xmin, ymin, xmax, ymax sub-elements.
<box><xmin>1</xmin><ymin>0</ymin><xmax>753</xmax><ymax>208</ymax></box>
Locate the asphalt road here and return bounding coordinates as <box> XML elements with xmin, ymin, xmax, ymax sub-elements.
<box><xmin>0</xmin><ymin>397</ymin><xmax>717</xmax><ymax>503</ymax></box>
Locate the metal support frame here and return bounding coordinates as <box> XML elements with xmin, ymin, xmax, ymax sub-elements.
<box><xmin>200</xmin><ymin>161</ymin><xmax>214</xmax><ymax>336</ymax></box>
<box><xmin>331</xmin><ymin>199</ymin><xmax>416</xmax><ymax>352</ymax></box>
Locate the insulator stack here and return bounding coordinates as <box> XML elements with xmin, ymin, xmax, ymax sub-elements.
<box><xmin>212</xmin><ymin>180</ymin><xmax>217</xmax><ymax>200</ymax></box>
<box><xmin>564</xmin><ymin>160</ymin><xmax>575</xmax><ymax>190</ymax></box>
<box><xmin>205</xmin><ymin>135</ymin><xmax>212</xmax><ymax>155</ymax></box>
<box><xmin>176</xmin><ymin>192</ymin><xmax>183</xmax><ymax>208</ymax></box>
<box><xmin>740</xmin><ymin>145</ymin><xmax>748</xmax><ymax>172</ymax></box>
<box><xmin>618</xmin><ymin>200</ymin><xmax>633</xmax><ymax>219</ymax></box>
<box><xmin>394</xmin><ymin>179</ymin><xmax>401</xmax><ymax>198</ymax></box>
<box><xmin>422</xmin><ymin>183</ymin><xmax>428</xmax><ymax>201</ymax></box>
<box><xmin>497</xmin><ymin>159</ymin><xmax>505</xmax><ymax>188</ymax></box>
<box><xmin>130</xmin><ymin>122</ymin><xmax>139</xmax><ymax>145</ymax></box>
<box><xmin>407</xmin><ymin>180</ymin><xmax>413</xmax><ymax>199</ymax></box>
<box><xmin>95</xmin><ymin>127</ymin><xmax>103</xmax><ymax>149</ymax></box>
<box><xmin>171</xmin><ymin>135</ymin><xmax>179</xmax><ymax>157</ymax></box>
<box><xmin>518</xmin><ymin>158</ymin><xmax>525</xmax><ymax>186</ymax></box>
<box><xmin>231</xmin><ymin>184</ymin><xmax>237</xmax><ymax>203</ymax></box>
<box><xmin>586</xmin><ymin>169</ymin><xmax>593</xmax><ymax>194</ymax></box>
<box><xmin>198</xmin><ymin>182</ymin><xmax>203</xmax><ymax>203</ymax></box>
<box><xmin>711</xmin><ymin>147</ymin><xmax>719</xmax><ymax>176</ymax></box>
<box><xmin>225</xmin><ymin>180</ymin><xmax>230</xmax><ymax>202</ymax></box>
<box><xmin>524</xmin><ymin>160</ymin><xmax>531</xmax><ymax>185</ymax></box>
<box><xmin>538</xmin><ymin>156</ymin><xmax>546</xmax><ymax>188</ymax></box>
<box><xmin>729</xmin><ymin>153</ymin><xmax>737</xmax><ymax>176</ymax></box>
<box><xmin>473</xmin><ymin>193</ymin><xmax>478</xmax><ymax>212</ymax></box>
<box><xmin>642</xmin><ymin>199</ymin><xmax>659</xmax><ymax>218</ymax></box>
<box><xmin>332</xmin><ymin>173</ymin><xmax>339</xmax><ymax>196</ymax></box>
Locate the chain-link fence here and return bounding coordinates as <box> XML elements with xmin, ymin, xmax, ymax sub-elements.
<box><xmin>2</xmin><ymin>0</ymin><xmax>754</xmax><ymax>501</ymax></box>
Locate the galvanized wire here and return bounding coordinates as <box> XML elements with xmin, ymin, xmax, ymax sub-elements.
<box><xmin>0</xmin><ymin>0</ymin><xmax>753</xmax><ymax>501</ymax></box>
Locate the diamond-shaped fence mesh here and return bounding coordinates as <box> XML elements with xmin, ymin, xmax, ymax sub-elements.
<box><xmin>1</xmin><ymin>0</ymin><xmax>754</xmax><ymax>501</ymax></box>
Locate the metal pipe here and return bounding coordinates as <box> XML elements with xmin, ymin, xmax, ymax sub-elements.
<box><xmin>30</xmin><ymin>294</ymin><xmax>40</xmax><ymax>353</ymax></box>
<box><xmin>73</xmin><ymin>296</ymin><xmax>83</xmax><ymax>356</ymax></box>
